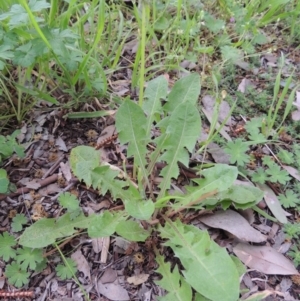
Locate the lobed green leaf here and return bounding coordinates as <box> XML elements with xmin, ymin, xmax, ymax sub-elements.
<box><xmin>143</xmin><ymin>75</ymin><xmax>168</xmax><ymax>136</ymax></box>
<box><xmin>155</xmin><ymin>254</ymin><xmax>192</xmax><ymax>301</ymax></box>
<box><xmin>158</xmin><ymin>220</ymin><xmax>239</xmax><ymax>301</ymax></box>
<box><xmin>116</xmin><ymin>220</ymin><xmax>150</xmax><ymax>242</ymax></box>
<box><xmin>164</xmin><ymin>73</ymin><xmax>200</xmax><ymax>113</ymax></box>
<box><xmin>124</xmin><ymin>199</ymin><xmax>155</xmax><ymax>220</ymax></box>
<box><xmin>19</xmin><ymin>213</ymin><xmax>96</xmax><ymax>248</ymax></box>
<box><xmin>158</xmin><ymin>101</ymin><xmax>201</xmax><ymax>192</ymax></box>
<box><xmin>116</xmin><ymin>99</ymin><xmax>150</xmax><ymax>185</ymax></box>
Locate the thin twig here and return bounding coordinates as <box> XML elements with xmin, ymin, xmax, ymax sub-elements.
<box><xmin>0</xmin><ymin>174</ymin><xmax>58</xmax><ymax>201</ymax></box>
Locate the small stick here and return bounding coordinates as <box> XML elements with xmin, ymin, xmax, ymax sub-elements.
<box><xmin>0</xmin><ymin>174</ymin><xmax>58</xmax><ymax>201</ymax></box>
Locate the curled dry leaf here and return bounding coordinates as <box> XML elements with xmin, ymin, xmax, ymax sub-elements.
<box><xmin>127</xmin><ymin>274</ymin><xmax>149</xmax><ymax>286</ymax></box>
<box><xmin>233</xmin><ymin>243</ymin><xmax>299</xmax><ymax>275</ymax></box>
<box><xmin>199</xmin><ymin>210</ymin><xmax>266</xmax><ymax>243</ymax></box>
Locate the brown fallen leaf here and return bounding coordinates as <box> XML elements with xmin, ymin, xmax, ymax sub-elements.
<box><xmin>282</xmin><ymin>165</ymin><xmax>300</xmax><ymax>181</ymax></box>
<box><xmin>237</xmin><ymin>78</ymin><xmax>255</xmax><ymax>93</ymax></box>
<box><xmin>233</xmin><ymin>243</ymin><xmax>299</xmax><ymax>275</ymax></box>
<box><xmin>97</xmin><ymin>280</ymin><xmax>130</xmax><ymax>301</ymax></box>
<box><xmin>91</xmin><ymin>237</ymin><xmax>104</xmax><ymax>253</ymax></box>
<box><xmin>202</xmin><ymin>107</ymin><xmax>232</xmax><ymax>141</ymax></box>
<box><xmin>199</xmin><ymin>210</ymin><xmax>266</xmax><ymax>243</ymax></box>
<box><xmin>59</xmin><ymin>162</ymin><xmax>72</xmax><ymax>182</ymax></box>
<box><xmin>127</xmin><ymin>274</ymin><xmax>149</xmax><ymax>286</ymax></box>
<box><xmin>207</xmin><ymin>142</ymin><xmax>231</xmax><ymax>164</ymax></box>
<box><xmin>202</xmin><ymin>95</ymin><xmax>232</xmax><ymax>126</ymax></box>
<box><xmin>71</xmin><ymin>249</ymin><xmax>91</xmax><ymax>280</ymax></box>
<box><xmin>242</xmin><ymin>290</ymin><xmax>275</xmax><ymax>301</ymax></box>
<box><xmin>100</xmin><ymin>267</ymin><xmax>117</xmax><ymax>284</ymax></box>
<box><xmin>256</xmin><ymin>184</ymin><xmax>288</xmax><ymax>224</ymax></box>
<box><xmin>291</xmin><ymin>91</ymin><xmax>300</xmax><ymax>121</ymax></box>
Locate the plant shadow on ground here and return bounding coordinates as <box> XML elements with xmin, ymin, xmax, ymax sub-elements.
<box><xmin>1</xmin><ymin>0</ymin><xmax>300</xmax><ymax>301</ymax></box>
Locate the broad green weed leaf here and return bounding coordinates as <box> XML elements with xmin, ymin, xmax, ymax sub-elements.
<box><xmin>29</xmin><ymin>0</ymin><xmax>51</xmax><ymax>12</ymax></box>
<box><xmin>224</xmin><ymin>138</ymin><xmax>250</xmax><ymax>166</ymax></box>
<box><xmin>70</xmin><ymin>146</ymin><xmax>139</xmax><ymax>200</ymax></box>
<box><xmin>90</xmin><ymin>165</ymin><xmax>129</xmax><ymax>200</ymax></box>
<box><xmin>0</xmin><ymin>45</ymin><xmax>14</xmax><ymax>60</ymax></box>
<box><xmin>5</xmin><ymin>262</ymin><xmax>29</xmax><ymax>288</ymax></box>
<box><xmin>124</xmin><ymin>199</ymin><xmax>155</xmax><ymax>220</ymax></box>
<box><xmin>58</xmin><ymin>192</ymin><xmax>79</xmax><ymax>211</ymax></box>
<box><xmin>200</xmin><ymin>164</ymin><xmax>238</xmax><ymax>191</ymax></box>
<box><xmin>230</xmin><ymin>255</ymin><xmax>247</xmax><ymax>277</ymax></box>
<box><xmin>116</xmin><ymin>99</ymin><xmax>149</xmax><ymax>185</ymax></box>
<box><xmin>116</xmin><ymin>220</ymin><xmax>150</xmax><ymax>242</ymax></box>
<box><xmin>16</xmin><ymin>247</ymin><xmax>44</xmax><ymax>270</ymax></box>
<box><xmin>158</xmin><ymin>220</ymin><xmax>239</xmax><ymax>301</ymax></box>
<box><xmin>221</xmin><ymin>46</ymin><xmax>243</xmax><ymax>62</ymax></box>
<box><xmin>0</xmin><ymin>232</ymin><xmax>16</xmax><ymax>261</ymax></box>
<box><xmin>88</xmin><ymin>211</ymin><xmax>126</xmax><ymax>238</ymax></box>
<box><xmin>143</xmin><ymin>75</ymin><xmax>168</xmax><ymax>136</ymax></box>
<box><xmin>11</xmin><ymin>213</ymin><xmax>27</xmax><ymax>232</ymax></box>
<box><xmin>13</xmin><ymin>41</ymin><xmax>37</xmax><ymax>67</ymax></box>
<box><xmin>0</xmin><ymin>169</ymin><xmax>9</xmax><ymax>194</ymax></box>
<box><xmin>194</xmin><ymin>293</ymin><xmax>212</xmax><ymax>301</ymax></box>
<box><xmin>172</xmin><ymin>165</ymin><xmax>238</xmax><ymax>209</ymax></box>
<box><xmin>155</xmin><ymin>254</ymin><xmax>192</xmax><ymax>301</ymax></box>
<box><xmin>56</xmin><ymin>258</ymin><xmax>77</xmax><ymax>280</ymax></box>
<box><xmin>266</xmin><ymin>164</ymin><xmax>291</xmax><ymax>184</ymax></box>
<box><xmin>204</xmin><ymin>184</ymin><xmax>263</xmax><ymax>208</ymax></box>
<box><xmin>164</xmin><ymin>73</ymin><xmax>200</xmax><ymax>113</ymax></box>
<box><xmin>0</xmin><ymin>5</ymin><xmax>28</xmax><ymax>28</ymax></box>
<box><xmin>158</xmin><ymin>101</ymin><xmax>201</xmax><ymax>192</ymax></box>
<box><xmin>70</xmin><ymin>146</ymin><xmax>100</xmax><ymax>187</ymax></box>
<box><xmin>19</xmin><ymin>213</ymin><xmax>96</xmax><ymax>248</ymax></box>
<box><xmin>204</xmin><ymin>13</ymin><xmax>225</xmax><ymax>33</ymax></box>
<box><xmin>278</xmin><ymin>190</ymin><xmax>300</xmax><ymax>208</ymax></box>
